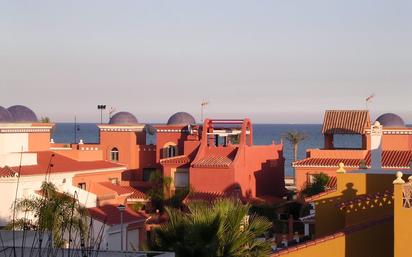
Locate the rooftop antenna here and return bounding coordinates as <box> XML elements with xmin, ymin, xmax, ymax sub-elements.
<box><xmin>108</xmin><ymin>106</ymin><xmax>116</xmax><ymax>120</ymax></box>
<box><xmin>74</xmin><ymin>116</ymin><xmax>80</xmax><ymax>144</ymax></box>
<box><xmin>365</xmin><ymin>93</ymin><xmax>375</xmax><ymax>110</ymax></box>
<box><xmin>201</xmin><ymin>100</ymin><xmax>209</xmax><ymax>123</ymax></box>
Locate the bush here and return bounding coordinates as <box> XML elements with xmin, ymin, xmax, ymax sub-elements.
<box><xmin>301</xmin><ymin>173</ymin><xmax>330</xmax><ymax>197</ymax></box>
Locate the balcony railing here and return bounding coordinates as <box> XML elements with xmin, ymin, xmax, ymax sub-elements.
<box><xmin>402</xmin><ymin>183</ymin><xmax>412</xmax><ymax>208</ymax></box>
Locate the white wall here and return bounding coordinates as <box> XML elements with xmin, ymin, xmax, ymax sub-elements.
<box><xmin>0</xmin><ymin>172</ymin><xmax>97</xmax><ymax>226</ymax></box>
<box><xmin>0</xmin><ymin>133</ymin><xmax>39</xmax><ymax>166</ymax></box>
<box><xmin>94</xmin><ymin>221</ymin><xmax>140</xmax><ymax>252</ymax></box>
<box><xmin>0</xmin><ymin>133</ymin><xmax>29</xmax><ymax>154</ymax></box>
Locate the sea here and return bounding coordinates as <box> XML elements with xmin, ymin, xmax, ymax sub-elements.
<box><xmin>51</xmin><ymin>124</ymin><xmax>362</xmax><ymax>176</ymax></box>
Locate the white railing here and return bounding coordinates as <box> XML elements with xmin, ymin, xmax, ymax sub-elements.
<box><xmin>402</xmin><ymin>183</ymin><xmax>412</xmax><ymax>208</ymax></box>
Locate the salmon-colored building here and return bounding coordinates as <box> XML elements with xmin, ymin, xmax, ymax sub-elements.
<box><xmin>293</xmin><ymin>110</ymin><xmax>412</xmax><ymax>191</ymax></box>
<box><xmin>157</xmin><ymin>116</ymin><xmax>286</xmax><ymax>199</ymax></box>
<box><xmin>0</xmin><ymin>106</ymin><xmax>286</xmax><ymax>226</ymax></box>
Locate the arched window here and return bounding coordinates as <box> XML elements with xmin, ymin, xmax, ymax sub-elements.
<box><xmin>110</xmin><ymin>147</ymin><xmax>119</xmax><ymax>162</ymax></box>
<box><xmin>167</xmin><ymin>146</ymin><xmax>176</xmax><ymax>158</ymax></box>
<box><xmin>163</xmin><ymin>145</ymin><xmax>177</xmax><ymax>158</ymax></box>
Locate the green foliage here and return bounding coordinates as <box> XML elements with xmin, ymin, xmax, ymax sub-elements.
<box><xmin>229</xmin><ymin>134</ymin><xmax>240</xmax><ymax>144</ymax></box>
<box><xmin>282</xmin><ymin>131</ymin><xmax>307</xmax><ymax>145</ymax></box>
<box><xmin>131</xmin><ymin>202</ymin><xmax>145</xmax><ymax>212</ymax></box>
<box><xmin>301</xmin><ymin>173</ymin><xmax>331</xmax><ymax>197</ymax></box>
<box><xmin>168</xmin><ymin>187</ymin><xmax>190</xmax><ymax>209</ymax></box>
<box><xmin>146</xmin><ymin>171</ymin><xmax>172</xmax><ymax>212</ymax></box>
<box><xmin>40</xmin><ymin>116</ymin><xmax>51</xmax><ymax>123</ymax></box>
<box><xmin>282</xmin><ymin>131</ymin><xmax>307</xmax><ymax>162</ymax></box>
<box><xmin>250</xmin><ymin>203</ymin><xmax>277</xmax><ymax>221</ymax></box>
<box><xmin>151</xmin><ymin>199</ymin><xmax>272</xmax><ymax>257</ymax></box>
<box><xmin>8</xmin><ymin>181</ymin><xmax>89</xmax><ymax>247</ymax></box>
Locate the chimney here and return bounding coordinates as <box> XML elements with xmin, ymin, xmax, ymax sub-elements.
<box><xmin>370</xmin><ymin>121</ymin><xmax>383</xmax><ymax>169</ymax></box>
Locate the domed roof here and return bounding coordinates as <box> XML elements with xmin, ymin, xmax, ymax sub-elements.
<box><xmin>7</xmin><ymin>105</ymin><xmax>38</xmax><ymax>122</ymax></box>
<box><xmin>167</xmin><ymin>112</ymin><xmax>196</xmax><ymax>125</ymax></box>
<box><xmin>109</xmin><ymin>111</ymin><xmax>138</xmax><ymax>125</ymax></box>
<box><xmin>0</xmin><ymin>106</ymin><xmax>13</xmax><ymax>123</ymax></box>
<box><xmin>376</xmin><ymin>113</ymin><xmax>405</xmax><ymax>128</ymax></box>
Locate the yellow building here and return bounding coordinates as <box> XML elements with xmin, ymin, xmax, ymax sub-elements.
<box><xmin>270</xmin><ymin>164</ymin><xmax>412</xmax><ymax>257</ymax></box>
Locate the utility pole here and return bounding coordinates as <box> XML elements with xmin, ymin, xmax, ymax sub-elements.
<box><xmin>117</xmin><ymin>204</ymin><xmax>126</xmax><ymax>252</ymax></box>
<box><xmin>97</xmin><ymin>105</ymin><xmax>106</xmax><ymax>124</ymax></box>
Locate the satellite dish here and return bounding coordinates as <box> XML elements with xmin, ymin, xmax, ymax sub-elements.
<box><xmin>145</xmin><ymin>124</ymin><xmax>156</xmax><ymax>135</ymax></box>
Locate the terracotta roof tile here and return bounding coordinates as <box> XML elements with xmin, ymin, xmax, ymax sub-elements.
<box><xmin>87</xmin><ymin>205</ymin><xmax>148</xmax><ymax>225</ymax></box>
<box><xmin>304</xmin><ymin>189</ymin><xmax>337</xmax><ymax>202</ymax></box>
<box><xmin>160</xmin><ymin>155</ymin><xmax>190</xmax><ymax>165</ymax></box>
<box><xmin>322</xmin><ymin>110</ymin><xmax>370</xmax><ymax>134</ymax></box>
<box><xmin>293</xmin><ymin>150</ymin><xmax>412</xmax><ymax>169</ymax></box>
<box><xmin>184</xmin><ymin>191</ymin><xmax>243</xmax><ymax>204</ymax></box>
<box><xmin>192</xmin><ymin>147</ymin><xmax>237</xmax><ymax>168</ymax></box>
<box><xmin>5</xmin><ymin>151</ymin><xmax>124</xmax><ymax>177</ymax></box>
<box><xmin>325</xmin><ymin>176</ymin><xmax>337</xmax><ymax>190</ymax></box>
<box><xmin>99</xmin><ymin>182</ymin><xmax>146</xmax><ymax>199</ymax></box>
<box><xmin>0</xmin><ymin>166</ymin><xmax>18</xmax><ymax>178</ymax></box>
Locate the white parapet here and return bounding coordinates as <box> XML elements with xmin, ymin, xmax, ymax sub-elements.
<box><xmin>61</xmin><ymin>184</ymin><xmax>97</xmax><ymax>208</ymax></box>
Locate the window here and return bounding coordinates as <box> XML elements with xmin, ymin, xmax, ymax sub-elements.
<box><xmin>174</xmin><ymin>171</ymin><xmax>189</xmax><ymax>188</ymax></box>
<box><xmin>78</xmin><ymin>183</ymin><xmax>86</xmax><ymax>190</ymax></box>
<box><xmin>110</xmin><ymin>147</ymin><xmax>119</xmax><ymax>161</ymax></box>
<box><xmin>164</xmin><ymin>145</ymin><xmax>177</xmax><ymax>158</ymax></box>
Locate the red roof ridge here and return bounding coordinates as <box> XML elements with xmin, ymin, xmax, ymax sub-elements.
<box><xmin>87</xmin><ymin>205</ymin><xmax>148</xmax><ymax>225</ymax></box>
<box><xmin>160</xmin><ymin>155</ymin><xmax>190</xmax><ymax>165</ymax></box>
<box><xmin>0</xmin><ymin>166</ymin><xmax>18</xmax><ymax>178</ymax></box>
<box><xmin>6</xmin><ymin>151</ymin><xmax>125</xmax><ymax>177</ymax></box>
<box><xmin>304</xmin><ymin>189</ymin><xmax>337</xmax><ymax>202</ymax></box>
<box><xmin>98</xmin><ymin>182</ymin><xmax>146</xmax><ymax>199</ymax></box>
<box><xmin>191</xmin><ymin>147</ymin><xmax>237</xmax><ymax>168</ymax></box>
<box><xmin>322</xmin><ymin>110</ymin><xmax>370</xmax><ymax>135</ymax></box>
<box><xmin>293</xmin><ymin>150</ymin><xmax>412</xmax><ymax>169</ymax></box>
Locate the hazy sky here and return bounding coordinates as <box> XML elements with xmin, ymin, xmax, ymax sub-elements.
<box><xmin>1</xmin><ymin>0</ymin><xmax>411</xmax><ymax>123</ymax></box>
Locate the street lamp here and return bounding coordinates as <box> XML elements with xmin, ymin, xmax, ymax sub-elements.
<box><xmin>97</xmin><ymin>105</ymin><xmax>106</xmax><ymax>124</ymax></box>
<box><xmin>117</xmin><ymin>204</ymin><xmax>126</xmax><ymax>252</ymax></box>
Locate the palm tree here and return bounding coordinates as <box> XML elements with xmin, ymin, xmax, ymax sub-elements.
<box><xmin>283</xmin><ymin>131</ymin><xmax>307</xmax><ymax>162</ymax></box>
<box><xmin>151</xmin><ymin>199</ymin><xmax>272</xmax><ymax>257</ymax></box>
<box><xmin>146</xmin><ymin>171</ymin><xmax>172</xmax><ymax>212</ymax></box>
<box><xmin>8</xmin><ymin>181</ymin><xmax>89</xmax><ymax>248</ymax></box>
<box><xmin>283</xmin><ymin>131</ymin><xmax>307</xmax><ymax>184</ymax></box>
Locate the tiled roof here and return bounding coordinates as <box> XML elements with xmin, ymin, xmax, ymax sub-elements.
<box><xmin>322</xmin><ymin>110</ymin><xmax>370</xmax><ymax>134</ymax></box>
<box><xmin>184</xmin><ymin>191</ymin><xmax>243</xmax><ymax>204</ymax></box>
<box><xmin>337</xmin><ymin>190</ymin><xmax>393</xmax><ymax>209</ymax></box>
<box><xmin>293</xmin><ymin>150</ymin><xmax>412</xmax><ymax>169</ymax></box>
<box><xmin>325</xmin><ymin>176</ymin><xmax>337</xmax><ymax>190</ymax></box>
<box><xmin>87</xmin><ymin>205</ymin><xmax>148</xmax><ymax>225</ymax></box>
<box><xmin>0</xmin><ymin>166</ymin><xmax>18</xmax><ymax>178</ymax></box>
<box><xmin>160</xmin><ymin>155</ymin><xmax>190</xmax><ymax>165</ymax></box>
<box><xmin>270</xmin><ymin>215</ymin><xmax>392</xmax><ymax>256</ymax></box>
<box><xmin>192</xmin><ymin>147</ymin><xmax>237</xmax><ymax>168</ymax></box>
<box><xmin>2</xmin><ymin>151</ymin><xmax>125</xmax><ymax>178</ymax></box>
<box><xmin>99</xmin><ymin>182</ymin><xmax>146</xmax><ymax>199</ymax></box>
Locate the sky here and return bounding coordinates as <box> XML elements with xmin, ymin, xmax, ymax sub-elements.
<box><xmin>0</xmin><ymin>0</ymin><xmax>411</xmax><ymax>123</ymax></box>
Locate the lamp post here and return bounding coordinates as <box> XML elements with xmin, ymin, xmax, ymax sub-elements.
<box><xmin>117</xmin><ymin>204</ymin><xmax>126</xmax><ymax>252</ymax></box>
<box><xmin>97</xmin><ymin>105</ymin><xmax>106</xmax><ymax>124</ymax></box>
